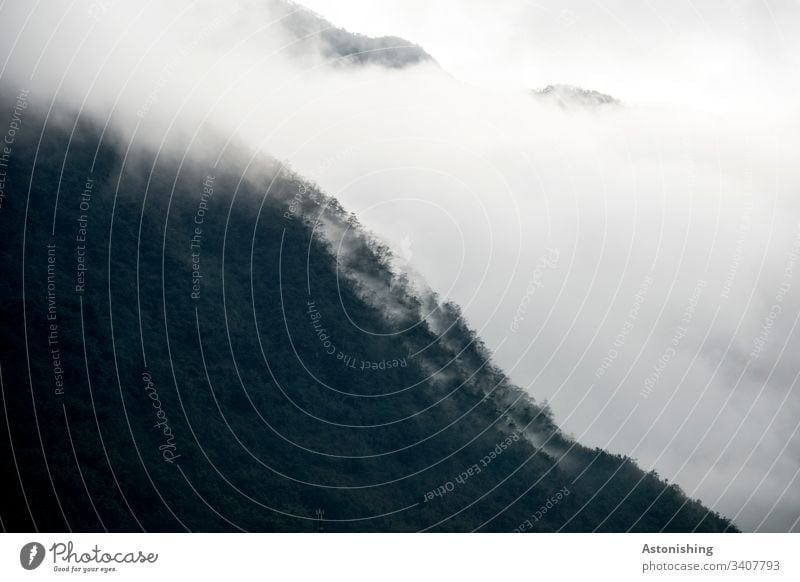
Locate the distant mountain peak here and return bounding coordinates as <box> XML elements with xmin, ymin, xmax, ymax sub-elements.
<box><xmin>281</xmin><ymin>1</ymin><xmax>434</xmax><ymax>68</ymax></box>
<box><xmin>533</xmin><ymin>84</ymin><xmax>620</xmax><ymax>108</ymax></box>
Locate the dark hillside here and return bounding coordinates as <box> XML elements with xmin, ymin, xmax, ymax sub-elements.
<box><xmin>0</xmin><ymin>95</ymin><xmax>736</xmax><ymax>532</ymax></box>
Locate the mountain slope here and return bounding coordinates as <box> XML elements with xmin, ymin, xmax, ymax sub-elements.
<box><xmin>0</xmin><ymin>94</ymin><xmax>735</xmax><ymax>532</ymax></box>
<box><xmin>275</xmin><ymin>0</ymin><xmax>433</xmax><ymax>68</ymax></box>
<box><xmin>533</xmin><ymin>84</ymin><xmax>620</xmax><ymax>108</ymax></box>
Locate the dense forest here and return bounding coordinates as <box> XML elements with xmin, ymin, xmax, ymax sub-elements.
<box><xmin>0</xmin><ymin>92</ymin><xmax>737</xmax><ymax>532</ymax></box>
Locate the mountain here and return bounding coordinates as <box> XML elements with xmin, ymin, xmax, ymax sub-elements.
<box><xmin>0</xmin><ymin>89</ymin><xmax>736</xmax><ymax>533</ymax></box>
<box><xmin>275</xmin><ymin>0</ymin><xmax>433</xmax><ymax>68</ymax></box>
<box><xmin>534</xmin><ymin>84</ymin><xmax>620</xmax><ymax>108</ymax></box>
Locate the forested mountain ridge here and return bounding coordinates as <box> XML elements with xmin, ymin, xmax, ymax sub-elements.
<box><xmin>272</xmin><ymin>0</ymin><xmax>433</xmax><ymax>68</ymax></box>
<box><xmin>0</xmin><ymin>94</ymin><xmax>736</xmax><ymax>532</ymax></box>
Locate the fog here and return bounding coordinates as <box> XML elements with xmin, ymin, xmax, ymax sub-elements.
<box><xmin>2</xmin><ymin>0</ymin><xmax>799</xmax><ymax>531</ymax></box>
<box><xmin>300</xmin><ymin>0</ymin><xmax>800</xmax><ymax>114</ymax></box>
